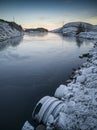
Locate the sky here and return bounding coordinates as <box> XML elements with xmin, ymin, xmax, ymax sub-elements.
<box><xmin>0</xmin><ymin>0</ymin><xmax>97</xmax><ymax>30</ymax></box>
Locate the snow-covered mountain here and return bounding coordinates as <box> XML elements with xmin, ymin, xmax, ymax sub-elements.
<box><xmin>51</xmin><ymin>22</ymin><xmax>97</xmax><ymax>39</ymax></box>
<box><xmin>0</xmin><ymin>19</ymin><xmax>23</xmax><ymax>41</ymax></box>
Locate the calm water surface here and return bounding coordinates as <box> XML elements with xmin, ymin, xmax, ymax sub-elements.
<box><xmin>0</xmin><ymin>33</ymin><xmax>93</xmax><ymax>130</ymax></box>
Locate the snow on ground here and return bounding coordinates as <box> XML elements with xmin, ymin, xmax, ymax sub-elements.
<box><xmin>47</xmin><ymin>41</ymin><xmax>97</xmax><ymax>130</ymax></box>
<box><xmin>51</xmin><ymin>22</ymin><xmax>97</xmax><ymax>40</ymax></box>
<box><xmin>0</xmin><ymin>20</ymin><xmax>23</xmax><ymax>41</ymax></box>
<box><xmin>78</xmin><ymin>32</ymin><xmax>97</xmax><ymax>40</ymax></box>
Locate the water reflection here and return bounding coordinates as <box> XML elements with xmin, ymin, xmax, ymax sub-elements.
<box><xmin>58</xmin><ymin>34</ymin><xmax>93</xmax><ymax>48</ymax></box>
<box><xmin>0</xmin><ymin>33</ymin><xmax>93</xmax><ymax>130</ymax></box>
<box><xmin>0</xmin><ymin>37</ymin><xmax>23</xmax><ymax>51</ymax></box>
<box><xmin>76</xmin><ymin>37</ymin><xmax>84</xmax><ymax>47</ymax></box>
<box><xmin>25</xmin><ymin>32</ymin><xmax>48</xmax><ymax>37</ymax></box>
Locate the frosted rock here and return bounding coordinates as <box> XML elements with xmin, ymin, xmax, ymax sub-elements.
<box><xmin>36</xmin><ymin>125</ymin><xmax>46</xmax><ymax>130</ymax></box>
<box><xmin>86</xmin><ymin>74</ymin><xmax>97</xmax><ymax>83</ymax></box>
<box><xmin>76</xmin><ymin>75</ymin><xmax>86</xmax><ymax>84</ymax></box>
<box><xmin>22</xmin><ymin>121</ymin><xmax>34</xmax><ymax>130</ymax></box>
<box><xmin>81</xmin><ymin>66</ymin><xmax>95</xmax><ymax>75</ymax></box>
<box><xmin>62</xmin><ymin>27</ymin><xmax>78</xmax><ymax>36</ymax></box>
<box><xmin>66</xmin><ymin>101</ymin><xmax>76</xmax><ymax>113</ymax></box>
<box><xmin>93</xmin><ymin>60</ymin><xmax>97</xmax><ymax>65</ymax></box>
<box><xmin>67</xmin><ymin>101</ymin><xmax>75</xmax><ymax>108</ymax></box>
<box><xmin>78</xmin><ymin>32</ymin><xmax>97</xmax><ymax>40</ymax></box>
<box><xmin>88</xmin><ymin>81</ymin><xmax>97</xmax><ymax>88</ymax></box>
<box><xmin>47</xmin><ymin>115</ymin><xmax>54</xmax><ymax>126</ymax></box>
<box><xmin>82</xmin><ymin>62</ymin><xmax>90</xmax><ymax>67</ymax></box>
<box><xmin>54</xmin><ymin>85</ymin><xmax>69</xmax><ymax>99</ymax></box>
<box><xmin>52</xmin><ymin>42</ymin><xmax>97</xmax><ymax>129</ymax></box>
<box><xmin>55</xmin><ymin>112</ymin><xmax>67</xmax><ymax>130</ymax></box>
<box><xmin>55</xmin><ymin>112</ymin><xmax>77</xmax><ymax>130</ymax></box>
<box><xmin>66</xmin><ymin>92</ymin><xmax>74</xmax><ymax>100</ymax></box>
<box><xmin>46</xmin><ymin>127</ymin><xmax>53</xmax><ymax>130</ymax></box>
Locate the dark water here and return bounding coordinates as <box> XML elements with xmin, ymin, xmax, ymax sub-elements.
<box><xmin>0</xmin><ymin>33</ymin><xmax>93</xmax><ymax>130</ymax></box>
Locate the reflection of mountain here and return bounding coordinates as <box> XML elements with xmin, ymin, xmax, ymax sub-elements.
<box><xmin>56</xmin><ymin>33</ymin><xmax>92</xmax><ymax>48</ymax></box>
<box><xmin>76</xmin><ymin>38</ymin><xmax>84</xmax><ymax>47</ymax></box>
<box><xmin>0</xmin><ymin>37</ymin><xmax>23</xmax><ymax>51</ymax></box>
<box><xmin>25</xmin><ymin>32</ymin><xmax>48</xmax><ymax>37</ymax></box>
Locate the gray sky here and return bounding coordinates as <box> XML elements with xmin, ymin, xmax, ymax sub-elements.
<box><xmin>0</xmin><ymin>0</ymin><xmax>97</xmax><ymax>30</ymax></box>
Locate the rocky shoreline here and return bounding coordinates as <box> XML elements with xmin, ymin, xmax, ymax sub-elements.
<box><xmin>22</xmin><ymin>39</ymin><xmax>97</xmax><ymax>130</ymax></box>
<box><xmin>51</xmin><ymin>40</ymin><xmax>97</xmax><ymax>130</ymax></box>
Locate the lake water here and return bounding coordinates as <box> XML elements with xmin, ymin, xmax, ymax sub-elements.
<box><xmin>0</xmin><ymin>33</ymin><xmax>93</xmax><ymax>130</ymax></box>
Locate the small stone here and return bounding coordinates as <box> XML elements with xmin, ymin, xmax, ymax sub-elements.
<box><xmin>47</xmin><ymin>115</ymin><xmax>54</xmax><ymax>126</ymax></box>
<box><xmin>76</xmin><ymin>75</ymin><xmax>86</xmax><ymax>84</ymax></box>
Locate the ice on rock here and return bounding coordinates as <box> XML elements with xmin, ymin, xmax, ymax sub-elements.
<box><xmin>93</xmin><ymin>60</ymin><xmax>97</xmax><ymax>65</ymax></box>
<box><xmin>55</xmin><ymin>112</ymin><xmax>77</xmax><ymax>130</ymax></box>
<box><xmin>86</xmin><ymin>73</ymin><xmax>97</xmax><ymax>83</ymax></box>
<box><xmin>62</xmin><ymin>27</ymin><xmax>78</xmax><ymax>36</ymax></box>
<box><xmin>67</xmin><ymin>101</ymin><xmax>75</xmax><ymax>108</ymax></box>
<box><xmin>54</xmin><ymin>85</ymin><xmax>69</xmax><ymax>99</ymax></box>
<box><xmin>46</xmin><ymin>115</ymin><xmax>54</xmax><ymax>126</ymax></box>
<box><xmin>46</xmin><ymin>126</ymin><xmax>53</xmax><ymax>130</ymax></box>
<box><xmin>22</xmin><ymin>121</ymin><xmax>34</xmax><ymax>130</ymax></box>
<box><xmin>81</xmin><ymin>66</ymin><xmax>95</xmax><ymax>75</ymax></box>
<box><xmin>50</xmin><ymin>42</ymin><xmax>97</xmax><ymax>129</ymax></box>
<box><xmin>65</xmin><ymin>101</ymin><xmax>76</xmax><ymax>114</ymax></box>
<box><xmin>76</xmin><ymin>75</ymin><xmax>86</xmax><ymax>84</ymax></box>
<box><xmin>78</xmin><ymin>32</ymin><xmax>97</xmax><ymax>40</ymax></box>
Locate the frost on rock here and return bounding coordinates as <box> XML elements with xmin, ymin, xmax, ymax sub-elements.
<box><xmin>31</xmin><ymin>42</ymin><xmax>97</xmax><ymax>130</ymax></box>
<box><xmin>54</xmin><ymin>85</ymin><xmax>69</xmax><ymax>99</ymax></box>
<box><xmin>79</xmin><ymin>32</ymin><xmax>97</xmax><ymax>40</ymax></box>
<box><xmin>62</xmin><ymin>27</ymin><xmax>78</xmax><ymax>36</ymax></box>
<box><xmin>52</xmin><ymin>43</ymin><xmax>97</xmax><ymax>130</ymax></box>
<box><xmin>22</xmin><ymin>121</ymin><xmax>34</xmax><ymax>130</ymax></box>
<box><xmin>76</xmin><ymin>75</ymin><xmax>86</xmax><ymax>84</ymax></box>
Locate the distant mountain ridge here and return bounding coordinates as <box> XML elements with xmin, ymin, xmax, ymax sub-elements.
<box><xmin>25</xmin><ymin>28</ymin><xmax>48</xmax><ymax>33</ymax></box>
<box><xmin>0</xmin><ymin>19</ymin><xmax>23</xmax><ymax>41</ymax></box>
<box><xmin>51</xmin><ymin>22</ymin><xmax>97</xmax><ymax>40</ymax></box>
<box><xmin>0</xmin><ymin>19</ymin><xmax>97</xmax><ymax>41</ymax></box>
